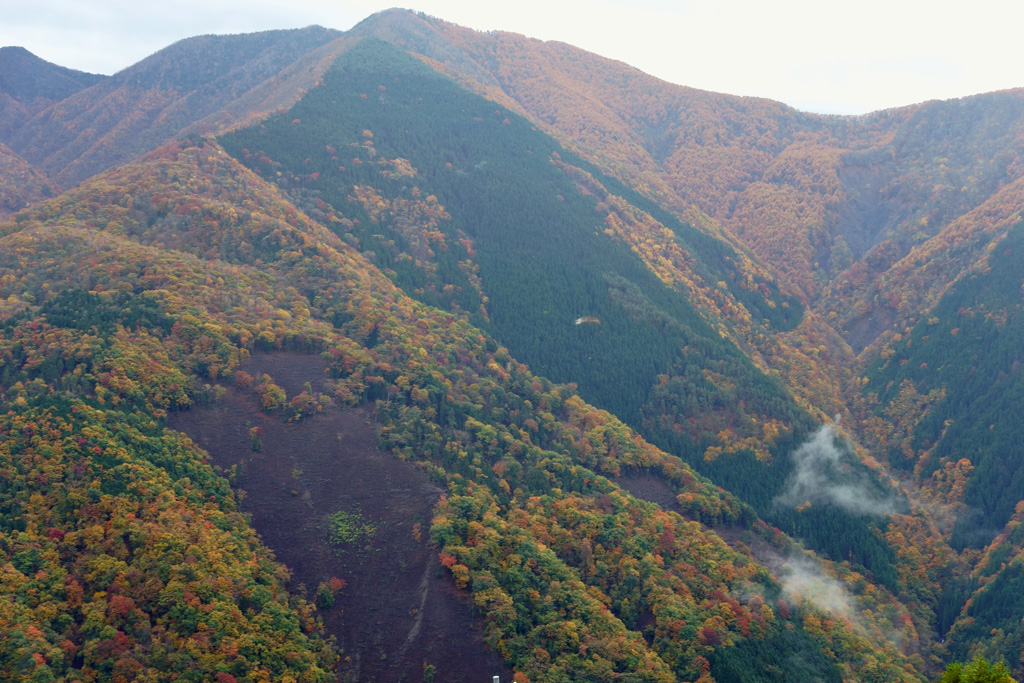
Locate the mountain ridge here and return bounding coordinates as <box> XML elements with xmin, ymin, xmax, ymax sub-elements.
<box><xmin>0</xmin><ymin>45</ymin><xmax>105</xmax><ymax>106</ymax></box>
<box><xmin>3</xmin><ymin>26</ymin><xmax>345</xmax><ymax>188</ymax></box>
<box><xmin>350</xmin><ymin>10</ymin><xmax>1024</xmax><ymax>344</ymax></box>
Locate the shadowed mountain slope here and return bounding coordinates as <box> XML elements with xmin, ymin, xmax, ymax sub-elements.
<box><xmin>4</xmin><ymin>27</ymin><xmax>345</xmax><ymax>188</ymax></box>
<box><xmin>0</xmin><ymin>46</ymin><xmax>105</xmax><ymax>139</ymax></box>
<box><xmin>0</xmin><ymin>46</ymin><xmax>104</xmax><ymax>103</ymax></box>
<box><xmin>0</xmin><ymin>140</ymin><xmax>59</xmax><ymax>216</ymax></box>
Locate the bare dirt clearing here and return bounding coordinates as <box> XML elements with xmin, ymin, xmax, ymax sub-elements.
<box><xmin>169</xmin><ymin>352</ymin><xmax>511</xmax><ymax>682</ymax></box>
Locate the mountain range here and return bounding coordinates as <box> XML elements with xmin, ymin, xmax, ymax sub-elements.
<box><xmin>1</xmin><ymin>8</ymin><xmax>1023</xmax><ymax>682</ymax></box>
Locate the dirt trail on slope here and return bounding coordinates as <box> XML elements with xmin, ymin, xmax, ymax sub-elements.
<box><xmin>169</xmin><ymin>352</ymin><xmax>511</xmax><ymax>683</ymax></box>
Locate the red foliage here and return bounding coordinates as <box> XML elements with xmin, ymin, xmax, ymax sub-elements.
<box><xmin>700</xmin><ymin>626</ymin><xmax>721</xmax><ymax>647</ymax></box>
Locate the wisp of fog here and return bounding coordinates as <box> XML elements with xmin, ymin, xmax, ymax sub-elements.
<box><xmin>775</xmin><ymin>423</ymin><xmax>899</xmax><ymax>516</ymax></box>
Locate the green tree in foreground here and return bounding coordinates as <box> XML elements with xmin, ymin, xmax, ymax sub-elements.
<box><xmin>940</xmin><ymin>656</ymin><xmax>1017</xmax><ymax>683</ymax></box>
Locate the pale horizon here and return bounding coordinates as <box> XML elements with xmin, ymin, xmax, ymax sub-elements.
<box><xmin>1</xmin><ymin>0</ymin><xmax>1021</xmax><ymax>116</ymax></box>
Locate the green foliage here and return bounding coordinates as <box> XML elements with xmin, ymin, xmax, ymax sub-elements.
<box><xmin>709</xmin><ymin>626</ymin><xmax>842</xmax><ymax>683</ymax></box>
<box><xmin>40</xmin><ymin>288</ymin><xmax>174</xmax><ymax>337</ymax></box>
<box><xmin>940</xmin><ymin>656</ymin><xmax>1017</xmax><ymax>683</ymax></box>
<box><xmin>945</xmin><ymin>561</ymin><xmax>1024</xmax><ymax>670</ymax></box>
<box><xmin>314</xmin><ymin>581</ymin><xmax>336</xmax><ymax>609</ymax></box>
<box><xmin>775</xmin><ymin>506</ymin><xmax>899</xmax><ymax>591</ymax></box>
<box><xmin>327</xmin><ymin>508</ymin><xmax>376</xmax><ymax>547</ymax></box>
<box><xmin>863</xmin><ymin>220</ymin><xmax>1024</xmax><ymax>548</ymax></box>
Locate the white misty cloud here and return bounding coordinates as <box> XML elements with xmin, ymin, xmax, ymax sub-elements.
<box><xmin>780</xmin><ymin>553</ymin><xmax>856</xmax><ymax>621</ymax></box>
<box><xmin>777</xmin><ymin>550</ymin><xmax>918</xmax><ymax>653</ymax></box>
<box><xmin>775</xmin><ymin>423</ymin><xmax>899</xmax><ymax>516</ymax></box>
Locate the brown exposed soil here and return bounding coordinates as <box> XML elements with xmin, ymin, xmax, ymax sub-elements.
<box><xmin>614</xmin><ymin>472</ymin><xmax>682</xmax><ymax>513</ymax></box>
<box><xmin>168</xmin><ymin>352</ymin><xmax>511</xmax><ymax>683</ymax></box>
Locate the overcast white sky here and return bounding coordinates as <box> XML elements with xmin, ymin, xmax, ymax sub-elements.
<box><xmin>1</xmin><ymin>0</ymin><xmax>1021</xmax><ymax>115</ymax></box>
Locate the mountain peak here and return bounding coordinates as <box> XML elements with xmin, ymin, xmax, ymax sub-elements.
<box><xmin>0</xmin><ymin>45</ymin><xmax>105</xmax><ymax>104</ymax></box>
<box><xmin>4</xmin><ymin>26</ymin><xmax>347</xmax><ymax>187</ymax></box>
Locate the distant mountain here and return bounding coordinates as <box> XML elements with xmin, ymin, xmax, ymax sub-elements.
<box><xmin>3</xmin><ymin>27</ymin><xmax>345</xmax><ymax>187</ymax></box>
<box><xmin>0</xmin><ymin>46</ymin><xmax>104</xmax><ymax>102</ymax></box>
<box><xmin>0</xmin><ymin>47</ymin><xmax>103</xmax><ymax>209</ymax></box>
<box><xmin>0</xmin><ymin>46</ymin><xmax>105</xmax><ymax>138</ymax></box>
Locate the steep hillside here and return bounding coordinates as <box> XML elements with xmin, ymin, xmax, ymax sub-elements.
<box><xmin>348</xmin><ymin>10</ymin><xmax>828</xmax><ymax>291</ymax></box>
<box><xmin>352</xmin><ymin>10</ymin><xmax>1024</xmax><ymax>354</ymax></box>
<box><xmin>336</xmin><ymin>22</ymin><xmax>1024</xmax><ymax>666</ymax></box>
<box><xmin>944</xmin><ymin>506</ymin><xmax>1024</xmax><ymax>669</ymax></box>
<box><xmin>826</xmin><ymin>142</ymin><xmax>1024</xmax><ymax>351</ymax></box>
<box><xmin>167</xmin><ymin>353</ymin><xmax>513</xmax><ymax>682</ymax></box>
<box><xmin>342</xmin><ymin>9</ymin><xmax>868</xmax><ymax>433</ymax></box>
<box><xmin>0</xmin><ymin>141</ymin><xmax>59</xmax><ymax>216</ymax></box>
<box><xmin>3</xmin><ymin>27</ymin><xmax>345</xmax><ymax>188</ymax></box>
<box><xmin>0</xmin><ymin>135</ymin><xmax>926</xmax><ymax>682</ymax></box>
<box><xmin>215</xmin><ymin>39</ymin><xmax>915</xmax><ymax>596</ymax></box>
<box><xmin>860</xmin><ymin>219</ymin><xmax>1024</xmax><ymax>545</ymax></box>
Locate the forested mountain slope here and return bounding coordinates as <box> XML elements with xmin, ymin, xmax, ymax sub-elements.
<box><xmin>0</xmin><ymin>141</ymin><xmax>59</xmax><ymax>216</ymax></box>
<box><xmin>340</xmin><ymin>19</ymin><xmax>1024</xmax><ymax>671</ymax></box>
<box><xmin>861</xmin><ymin>219</ymin><xmax>1024</xmax><ymax>543</ymax></box>
<box><xmin>0</xmin><ymin>138</ymin><xmax>924</xmax><ymax>682</ymax></box>
<box><xmin>351</xmin><ymin>11</ymin><xmax>1024</xmax><ymax>349</ymax></box>
<box><xmin>3</xmin><ymin>27</ymin><xmax>345</xmax><ymax>188</ymax></box>
<box><xmin>0</xmin><ymin>48</ymin><xmax>104</xmax><ymax>216</ymax></box>
<box><xmin>216</xmin><ymin>38</ymin><xmax>912</xmax><ymax>602</ymax></box>
<box><xmin>0</xmin><ymin>46</ymin><xmax>105</xmax><ymax>139</ymax></box>
<box><xmin>855</xmin><ymin>216</ymin><xmax>1024</xmax><ymax>670</ymax></box>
